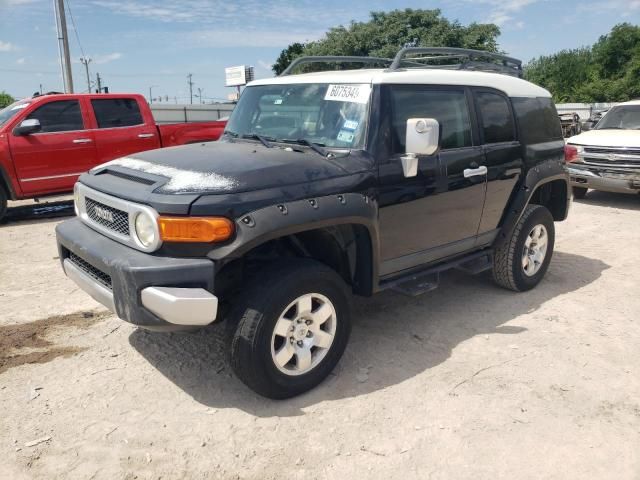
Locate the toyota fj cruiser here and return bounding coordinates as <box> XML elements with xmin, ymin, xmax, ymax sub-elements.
<box><xmin>56</xmin><ymin>48</ymin><xmax>571</xmax><ymax>398</ymax></box>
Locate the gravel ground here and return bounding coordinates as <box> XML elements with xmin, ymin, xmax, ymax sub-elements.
<box><xmin>1</xmin><ymin>191</ymin><xmax>639</xmax><ymax>480</ymax></box>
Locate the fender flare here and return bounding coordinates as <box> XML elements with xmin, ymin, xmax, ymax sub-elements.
<box><xmin>0</xmin><ymin>164</ymin><xmax>17</xmax><ymax>200</ymax></box>
<box><xmin>495</xmin><ymin>160</ymin><xmax>570</xmax><ymax>247</ymax></box>
<box><xmin>208</xmin><ymin>192</ymin><xmax>380</xmax><ymax>292</ymax></box>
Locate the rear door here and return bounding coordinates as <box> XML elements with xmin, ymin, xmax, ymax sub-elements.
<box><xmin>472</xmin><ymin>89</ymin><xmax>522</xmax><ymax>243</ymax></box>
<box><xmin>89</xmin><ymin>98</ymin><xmax>161</xmax><ymax>164</ymax></box>
<box><xmin>9</xmin><ymin>98</ymin><xmax>97</xmax><ymax>195</ymax></box>
<box><xmin>378</xmin><ymin>85</ymin><xmax>486</xmax><ymax>276</ymax></box>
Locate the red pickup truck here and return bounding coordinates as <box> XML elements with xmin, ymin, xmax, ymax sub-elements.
<box><xmin>0</xmin><ymin>93</ymin><xmax>226</xmax><ymax>220</ymax></box>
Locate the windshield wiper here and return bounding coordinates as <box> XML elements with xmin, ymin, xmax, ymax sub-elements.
<box><xmin>241</xmin><ymin>133</ymin><xmax>274</xmax><ymax>148</ymax></box>
<box><xmin>597</xmin><ymin>127</ymin><xmax>624</xmax><ymax>130</ymax></box>
<box><xmin>224</xmin><ymin>130</ymin><xmax>273</xmax><ymax>148</ymax></box>
<box><xmin>280</xmin><ymin>138</ymin><xmax>329</xmax><ymax>157</ymax></box>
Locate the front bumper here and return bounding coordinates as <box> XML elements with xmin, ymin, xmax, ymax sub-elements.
<box><xmin>568</xmin><ymin>164</ymin><xmax>640</xmax><ymax>194</ymax></box>
<box><xmin>56</xmin><ymin>218</ymin><xmax>218</xmax><ymax>331</ymax></box>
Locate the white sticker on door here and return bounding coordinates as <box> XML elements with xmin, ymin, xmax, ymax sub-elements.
<box><xmin>324</xmin><ymin>84</ymin><xmax>371</xmax><ymax>104</ymax></box>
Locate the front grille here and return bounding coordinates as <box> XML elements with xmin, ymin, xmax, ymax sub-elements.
<box><xmin>68</xmin><ymin>252</ymin><xmax>112</xmax><ymax>290</ymax></box>
<box><xmin>85</xmin><ymin>197</ymin><xmax>129</xmax><ymax>236</ymax></box>
<box><xmin>584</xmin><ymin>146</ymin><xmax>640</xmax><ymax>156</ymax></box>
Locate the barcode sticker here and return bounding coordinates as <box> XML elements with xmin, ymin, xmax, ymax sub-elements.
<box><xmin>324</xmin><ymin>84</ymin><xmax>371</xmax><ymax>104</ymax></box>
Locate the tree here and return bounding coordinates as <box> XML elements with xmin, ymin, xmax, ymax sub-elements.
<box><xmin>272</xmin><ymin>9</ymin><xmax>501</xmax><ymax>75</ymax></box>
<box><xmin>524</xmin><ymin>23</ymin><xmax>640</xmax><ymax>103</ymax></box>
<box><xmin>0</xmin><ymin>91</ymin><xmax>15</xmax><ymax>108</ymax></box>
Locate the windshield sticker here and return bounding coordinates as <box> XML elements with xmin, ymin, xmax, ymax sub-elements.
<box><xmin>273</xmin><ymin>98</ymin><xmax>283</xmax><ymax>105</ymax></box>
<box><xmin>337</xmin><ymin>130</ymin><xmax>355</xmax><ymax>143</ymax></box>
<box><xmin>325</xmin><ymin>84</ymin><xmax>371</xmax><ymax>104</ymax></box>
<box><xmin>342</xmin><ymin>119</ymin><xmax>359</xmax><ymax>131</ymax></box>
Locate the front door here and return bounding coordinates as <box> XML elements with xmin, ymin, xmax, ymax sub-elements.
<box><xmin>378</xmin><ymin>85</ymin><xmax>486</xmax><ymax>276</ymax></box>
<box><xmin>9</xmin><ymin>99</ymin><xmax>97</xmax><ymax>195</ymax></box>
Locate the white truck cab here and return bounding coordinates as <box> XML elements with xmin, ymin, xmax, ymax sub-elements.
<box><xmin>566</xmin><ymin>100</ymin><xmax>640</xmax><ymax>197</ymax></box>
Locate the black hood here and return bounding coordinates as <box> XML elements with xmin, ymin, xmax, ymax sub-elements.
<box><xmin>81</xmin><ymin>139</ymin><xmax>376</xmax><ymax>216</ymax></box>
<box><xmin>105</xmin><ymin>141</ymin><xmax>368</xmax><ymax>194</ymax></box>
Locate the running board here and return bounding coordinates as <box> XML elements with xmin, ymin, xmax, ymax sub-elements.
<box><xmin>379</xmin><ymin>250</ymin><xmax>493</xmax><ymax>297</ymax></box>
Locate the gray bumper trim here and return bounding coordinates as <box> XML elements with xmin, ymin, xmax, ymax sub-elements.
<box><xmin>141</xmin><ymin>287</ymin><xmax>218</xmax><ymax>326</ymax></box>
<box><xmin>63</xmin><ymin>258</ymin><xmax>116</xmax><ymax>313</ymax></box>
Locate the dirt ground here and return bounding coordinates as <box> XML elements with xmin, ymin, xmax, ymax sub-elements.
<box><xmin>1</xmin><ymin>191</ymin><xmax>639</xmax><ymax>480</ymax></box>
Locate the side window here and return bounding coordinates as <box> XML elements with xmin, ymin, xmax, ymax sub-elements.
<box><xmin>476</xmin><ymin>92</ymin><xmax>515</xmax><ymax>144</ymax></box>
<box><xmin>512</xmin><ymin>97</ymin><xmax>563</xmax><ymax>144</ymax></box>
<box><xmin>389</xmin><ymin>86</ymin><xmax>472</xmax><ymax>153</ymax></box>
<box><xmin>91</xmin><ymin>99</ymin><xmax>143</xmax><ymax>128</ymax></box>
<box><xmin>26</xmin><ymin>100</ymin><xmax>83</xmax><ymax>133</ymax></box>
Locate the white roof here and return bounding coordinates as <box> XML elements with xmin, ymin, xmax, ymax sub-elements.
<box><xmin>249</xmin><ymin>68</ymin><xmax>551</xmax><ymax>98</ymax></box>
<box><xmin>615</xmin><ymin>100</ymin><xmax>640</xmax><ymax>106</ymax></box>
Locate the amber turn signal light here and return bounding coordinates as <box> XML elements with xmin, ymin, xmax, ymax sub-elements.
<box><xmin>158</xmin><ymin>216</ymin><xmax>234</xmax><ymax>243</ymax></box>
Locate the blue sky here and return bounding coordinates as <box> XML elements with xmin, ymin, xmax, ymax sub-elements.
<box><xmin>1</xmin><ymin>0</ymin><xmax>638</xmax><ymax>102</ymax></box>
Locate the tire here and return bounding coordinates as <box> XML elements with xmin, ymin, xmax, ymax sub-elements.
<box><xmin>572</xmin><ymin>186</ymin><xmax>588</xmax><ymax>199</ymax></box>
<box><xmin>228</xmin><ymin>259</ymin><xmax>351</xmax><ymax>399</ymax></box>
<box><xmin>0</xmin><ymin>186</ymin><xmax>7</xmax><ymax>223</ymax></box>
<box><xmin>493</xmin><ymin>204</ymin><xmax>555</xmax><ymax>292</ymax></box>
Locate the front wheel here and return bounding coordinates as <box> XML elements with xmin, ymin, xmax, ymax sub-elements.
<box><xmin>493</xmin><ymin>204</ymin><xmax>555</xmax><ymax>292</ymax></box>
<box><xmin>228</xmin><ymin>260</ymin><xmax>351</xmax><ymax>399</ymax></box>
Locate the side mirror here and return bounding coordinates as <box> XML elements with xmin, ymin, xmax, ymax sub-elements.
<box><xmin>13</xmin><ymin>118</ymin><xmax>41</xmax><ymax>136</ymax></box>
<box><xmin>401</xmin><ymin>118</ymin><xmax>440</xmax><ymax>178</ymax></box>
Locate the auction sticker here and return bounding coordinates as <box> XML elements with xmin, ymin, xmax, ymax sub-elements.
<box><xmin>325</xmin><ymin>84</ymin><xmax>371</xmax><ymax>104</ymax></box>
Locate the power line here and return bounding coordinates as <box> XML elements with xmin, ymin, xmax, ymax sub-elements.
<box><xmin>65</xmin><ymin>0</ymin><xmax>86</xmax><ymax>59</ymax></box>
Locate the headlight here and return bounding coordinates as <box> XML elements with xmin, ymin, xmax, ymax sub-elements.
<box><xmin>73</xmin><ymin>183</ymin><xmax>80</xmax><ymax>216</ymax></box>
<box><xmin>134</xmin><ymin>211</ymin><xmax>157</xmax><ymax>247</ymax></box>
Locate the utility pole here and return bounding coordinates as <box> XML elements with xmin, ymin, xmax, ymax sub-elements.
<box><xmin>39</xmin><ymin>84</ymin><xmax>43</xmax><ymax>95</ymax></box>
<box><xmin>96</xmin><ymin>72</ymin><xmax>102</xmax><ymax>93</ymax></box>
<box><xmin>53</xmin><ymin>0</ymin><xmax>74</xmax><ymax>93</ymax></box>
<box><xmin>149</xmin><ymin>85</ymin><xmax>158</xmax><ymax>104</ymax></box>
<box><xmin>187</xmin><ymin>73</ymin><xmax>194</xmax><ymax>105</ymax></box>
<box><xmin>80</xmin><ymin>57</ymin><xmax>92</xmax><ymax>93</ymax></box>
<box><xmin>197</xmin><ymin>87</ymin><xmax>204</xmax><ymax>104</ymax></box>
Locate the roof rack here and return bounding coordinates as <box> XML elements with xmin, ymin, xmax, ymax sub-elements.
<box><xmin>389</xmin><ymin>47</ymin><xmax>523</xmax><ymax>78</ymax></box>
<box><xmin>280</xmin><ymin>56</ymin><xmax>392</xmax><ymax>76</ymax></box>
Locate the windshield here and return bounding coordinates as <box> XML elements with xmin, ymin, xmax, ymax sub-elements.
<box><xmin>595</xmin><ymin>105</ymin><xmax>640</xmax><ymax>130</ymax></box>
<box><xmin>225</xmin><ymin>83</ymin><xmax>371</xmax><ymax>149</ymax></box>
<box><xmin>0</xmin><ymin>100</ymin><xmax>31</xmax><ymax>128</ymax></box>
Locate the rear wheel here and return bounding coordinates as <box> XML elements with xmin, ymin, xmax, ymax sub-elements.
<box><xmin>493</xmin><ymin>204</ymin><xmax>555</xmax><ymax>292</ymax></box>
<box><xmin>572</xmin><ymin>186</ymin><xmax>588</xmax><ymax>199</ymax></box>
<box><xmin>228</xmin><ymin>259</ymin><xmax>351</xmax><ymax>399</ymax></box>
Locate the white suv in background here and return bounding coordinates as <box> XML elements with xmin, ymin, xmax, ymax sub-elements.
<box><xmin>566</xmin><ymin>100</ymin><xmax>640</xmax><ymax>198</ymax></box>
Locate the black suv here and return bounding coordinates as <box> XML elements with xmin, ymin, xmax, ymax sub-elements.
<box><xmin>56</xmin><ymin>48</ymin><xmax>571</xmax><ymax>398</ymax></box>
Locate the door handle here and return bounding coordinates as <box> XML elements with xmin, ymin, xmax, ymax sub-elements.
<box><xmin>72</xmin><ymin>138</ymin><xmax>93</xmax><ymax>144</ymax></box>
<box><xmin>138</xmin><ymin>133</ymin><xmax>155</xmax><ymax>138</ymax></box>
<box><xmin>463</xmin><ymin>166</ymin><xmax>488</xmax><ymax>178</ymax></box>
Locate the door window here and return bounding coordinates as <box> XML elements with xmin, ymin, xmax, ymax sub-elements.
<box><xmin>91</xmin><ymin>98</ymin><xmax>143</xmax><ymax>128</ymax></box>
<box><xmin>26</xmin><ymin>100</ymin><xmax>83</xmax><ymax>133</ymax></box>
<box><xmin>476</xmin><ymin>92</ymin><xmax>515</xmax><ymax>143</ymax></box>
<box><xmin>389</xmin><ymin>87</ymin><xmax>472</xmax><ymax>153</ymax></box>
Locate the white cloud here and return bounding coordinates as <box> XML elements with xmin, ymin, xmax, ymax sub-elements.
<box><xmin>257</xmin><ymin>60</ymin><xmax>273</xmax><ymax>72</ymax></box>
<box><xmin>462</xmin><ymin>0</ymin><xmax>540</xmax><ymax>26</ymax></box>
<box><xmin>191</xmin><ymin>29</ymin><xmax>324</xmax><ymax>48</ymax></box>
<box><xmin>93</xmin><ymin>52</ymin><xmax>123</xmax><ymax>64</ymax></box>
<box><xmin>0</xmin><ymin>41</ymin><xmax>16</xmax><ymax>52</ymax></box>
<box><xmin>16</xmin><ymin>57</ymin><xmax>25</xmax><ymax>64</ymax></box>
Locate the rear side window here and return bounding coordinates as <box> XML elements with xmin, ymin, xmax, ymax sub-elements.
<box><xmin>476</xmin><ymin>92</ymin><xmax>515</xmax><ymax>144</ymax></box>
<box><xmin>389</xmin><ymin>86</ymin><xmax>472</xmax><ymax>152</ymax></box>
<box><xmin>512</xmin><ymin>97</ymin><xmax>563</xmax><ymax>143</ymax></box>
<box><xmin>91</xmin><ymin>99</ymin><xmax>143</xmax><ymax>128</ymax></box>
<box><xmin>26</xmin><ymin>100</ymin><xmax>83</xmax><ymax>133</ymax></box>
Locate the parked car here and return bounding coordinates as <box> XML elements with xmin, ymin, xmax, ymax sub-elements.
<box><xmin>559</xmin><ymin>112</ymin><xmax>582</xmax><ymax>137</ymax></box>
<box><xmin>566</xmin><ymin>100</ymin><xmax>640</xmax><ymax>198</ymax></box>
<box><xmin>55</xmin><ymin>48</ymin><xmax>570</xmax><ymax>398</ymax></box>
<box><xmin>0</xmin><ymin>93</ymin><xmax>226</xmax><ymax>220</ymax></box>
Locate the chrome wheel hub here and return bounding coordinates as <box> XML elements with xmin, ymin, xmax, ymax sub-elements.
<box><xmin>270</xmin><ymin>293</ymin><xmax>337</xmax><ymax>376</ymax></box>
<box><xmin>522</xmin><ymin>224</ymin><xmax>548</xmax><ymax>277</ymax></box>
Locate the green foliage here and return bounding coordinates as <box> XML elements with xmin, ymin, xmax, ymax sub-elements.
<box><xmin>524</xmin><ymin>23</ymin><xmax>640</xmax><ymax>102</ymax></box>
<box><xmin>0</xmin><ymin>91</ymin><xmax>15</xmax><ymax>108</ymax></box>
<box><xmin>272</xmin><ymin>9</ymin><xmax>501</xmax><ymax>75</ymax></box>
